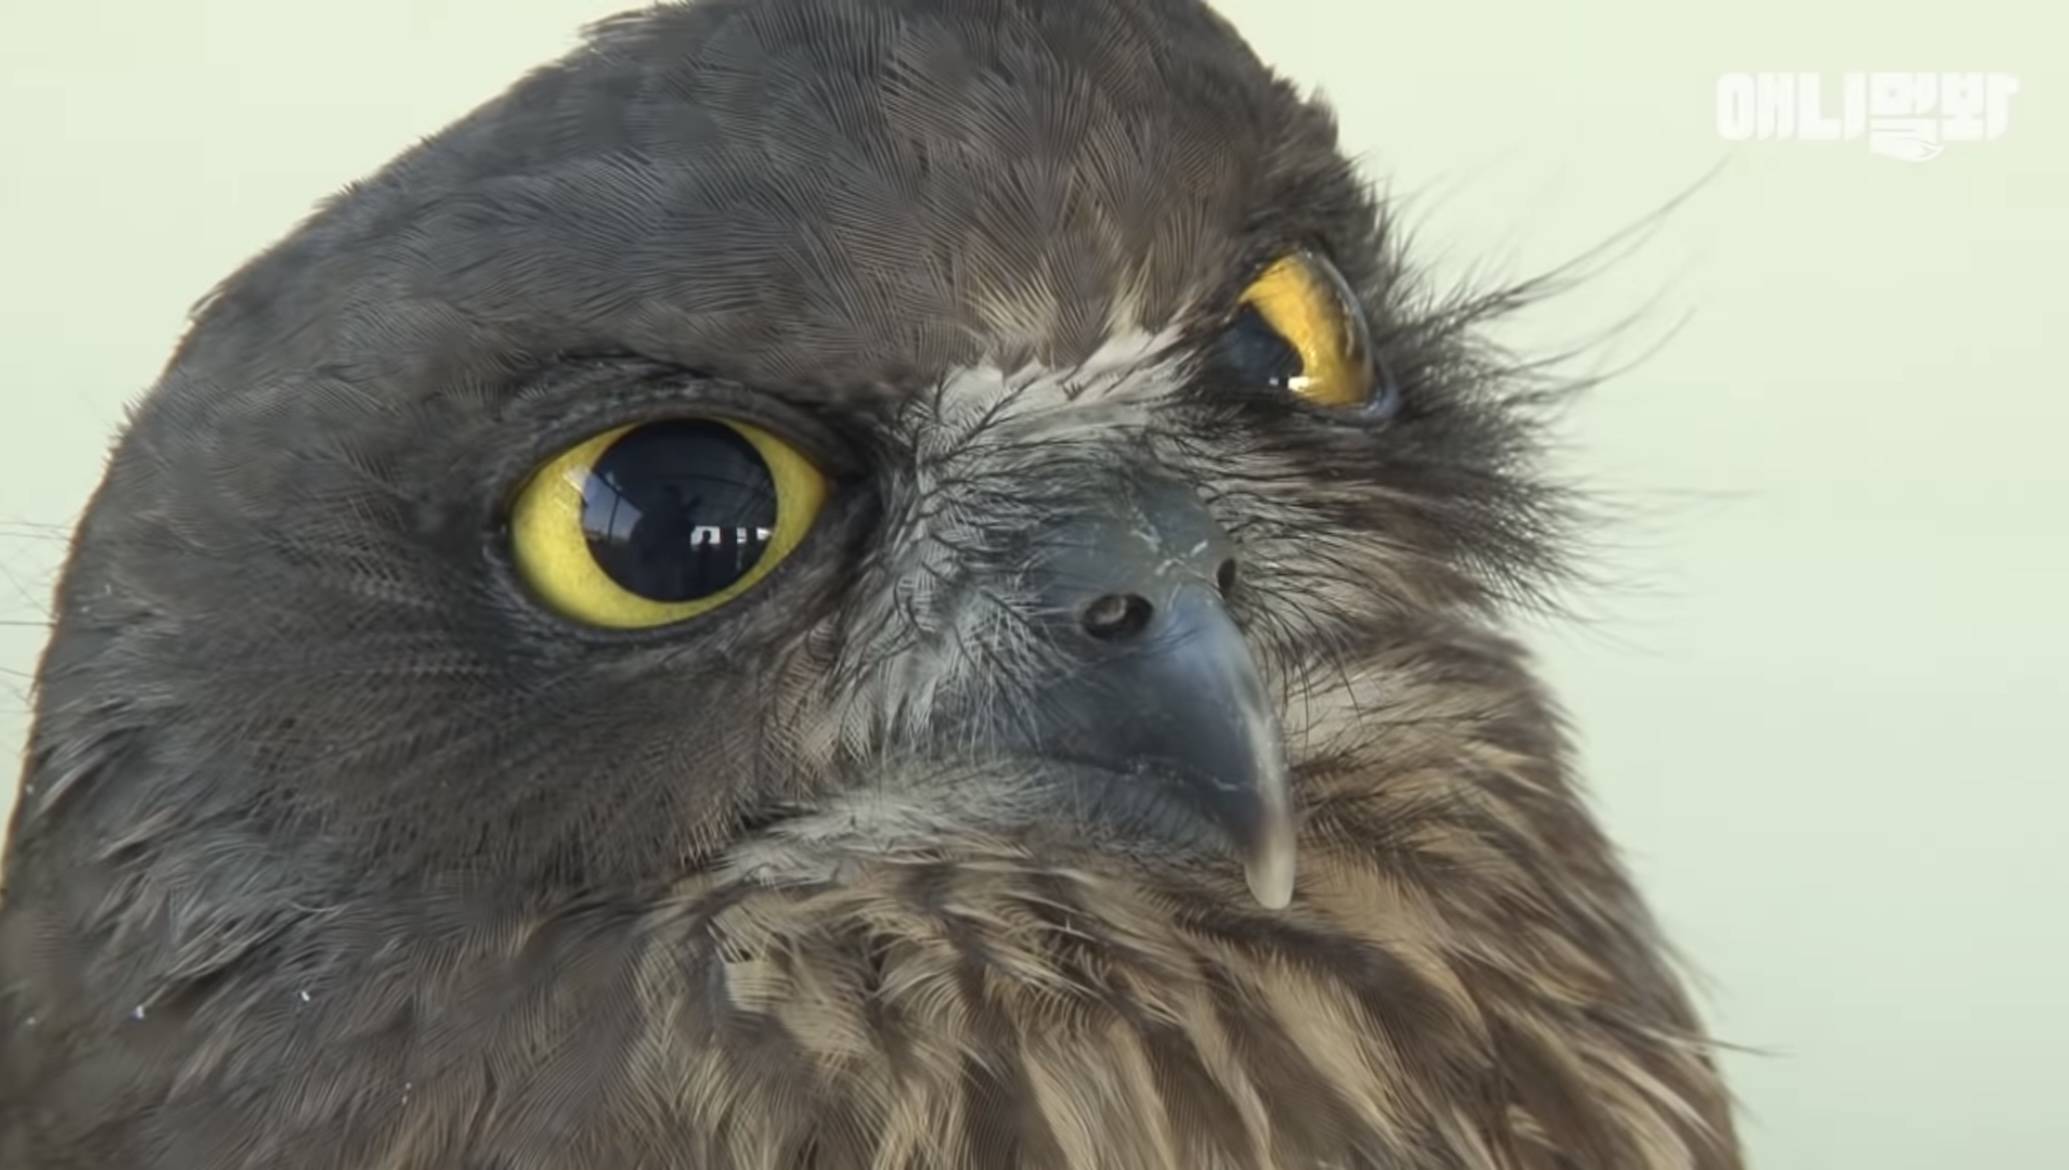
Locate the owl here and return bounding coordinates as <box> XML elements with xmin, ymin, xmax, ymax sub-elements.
<box><xmin>0</xmin><ymin>1</ymin><xmax>1739</xmax><ymax>1168</ymax></box>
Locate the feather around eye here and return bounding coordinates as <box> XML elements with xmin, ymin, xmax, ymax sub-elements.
<box><xmin>1233</xmin><ymin>252</ymin><xmax>1380</xmax><ymax>410</ymax></box>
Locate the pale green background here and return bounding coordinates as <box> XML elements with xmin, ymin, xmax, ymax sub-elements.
<box><xmin>3</xmin><ymin>2</ymin><xmax>2064</xmax><ymax>1166</ymax></box>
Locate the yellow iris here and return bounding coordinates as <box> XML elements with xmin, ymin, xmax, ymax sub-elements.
<box><xmin>1237</xmin><ymin>253</ymin><xmax>1376</xmax><ymax>409</ymax></box>
<box><xmin>510</xmin><ymin>418</ymin><xmax>828</xmax><ymax>629</ymax></box>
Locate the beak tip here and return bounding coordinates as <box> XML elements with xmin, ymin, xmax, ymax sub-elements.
<box><xmin>1241</xmin><ymin>820</ymin><xmax>1298</xmax><ymax>910</ymax></box>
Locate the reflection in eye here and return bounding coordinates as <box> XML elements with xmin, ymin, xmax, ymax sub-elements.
<box><xmin>1216</xmin><ymin>304</ymin><xmax>1307</xmax><ymax>394</ymax></box>
<box><xmin>579</xmin><ymin>420</ymin><xmax>779</xmax><ymax>602</ymax></box>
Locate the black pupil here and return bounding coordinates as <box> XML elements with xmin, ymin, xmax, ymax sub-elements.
<box><xmin>1217</xmin><ymin>305</ymin><xmax>1306</xmax><ymax>391</ymax></box>
<box><xmin>580</xmin><ymin>420</ymin><xmax>778</xmax><ymax>602</ymax></box>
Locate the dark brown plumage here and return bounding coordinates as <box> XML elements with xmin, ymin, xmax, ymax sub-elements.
<box><xmin>0</xmin><ymin>1</ymin><xmax>1738</xmax><ymax>1167</ymax></box>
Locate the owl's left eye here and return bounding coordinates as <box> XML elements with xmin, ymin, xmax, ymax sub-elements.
<box><xmin>1217</xmin><ymin>251</ymin><xmax>1394</xmax><ymax>415</ymax></box>
<box><xmin>509</xmin><ymin>417</ymin><xmax>829</xmax><ymax>629</ymax></box>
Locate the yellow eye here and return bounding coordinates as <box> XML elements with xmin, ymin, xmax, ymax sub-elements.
<box><xmin>510</xmin><ymin>417</ymin><xmax>829</xmax><ymax>629</ymax></box>
<box><xmin>1228</xmin><ymin>252</ymin><xmax>1378</xmax><ymax>409</ymax></box>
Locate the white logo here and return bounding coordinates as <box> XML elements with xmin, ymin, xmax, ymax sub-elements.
<box><xmin>1715</xmin><ymin>72</ymin><xmax>2018</xmax><ymax>161</ymax></box>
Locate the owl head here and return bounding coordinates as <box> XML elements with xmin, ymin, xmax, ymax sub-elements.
<box><xmin>11</xmin><ymin>0</ymin><xmax>1565</xmax><ymax>913</ymax></box>
<box><xmin>0</xmin><ymin>5</ymin><xmax>1731</xmax><ymax>1168</ymax></box>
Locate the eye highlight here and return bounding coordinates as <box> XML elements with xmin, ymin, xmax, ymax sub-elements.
<box><xmin>1222</xmin><ymin>251</ymin><xmax>1383</xmax><ymax>411</ymax></box>
<box><xmin>510</xmin><ymin>417</ymin><xmax>829</xmax><ymax>629</ymax></box>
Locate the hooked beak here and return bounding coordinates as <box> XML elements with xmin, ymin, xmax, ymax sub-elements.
<box><xmin>1011</xmin><ymin>481</ymin><xmax>1297</xmax><ymax>909</ymax></box>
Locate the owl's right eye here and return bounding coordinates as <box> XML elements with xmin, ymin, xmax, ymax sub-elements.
<box><xmin>1216</xmin><ymin>251</ymin><xmax>1397</xmax><ymax>418</ymax></box>
<box><xmin>509</xmin><ymin>417</ymin><xmax>829</xmax><ymax>629</ymax></box>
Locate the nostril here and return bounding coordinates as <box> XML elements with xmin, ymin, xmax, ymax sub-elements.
<box><xmin>1215</xmin><ymin>557</ymin><xmax>1239</xmax><ymax>597</ymax></box>
<box><xmin>1081</xmin><ymin>593</ymin><xmax>1154</xmax><ymax>641</ymax></box>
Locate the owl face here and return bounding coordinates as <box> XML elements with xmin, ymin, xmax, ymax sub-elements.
<box><xmin>17</xmin><ymin>0</ymin><xmax>1560</xmax><ymax>933</ymax></box>
<box><xmin>0</xmin><ymin>5</ymin><xmax>1756</xmax><ymax>1169</ymax></box>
